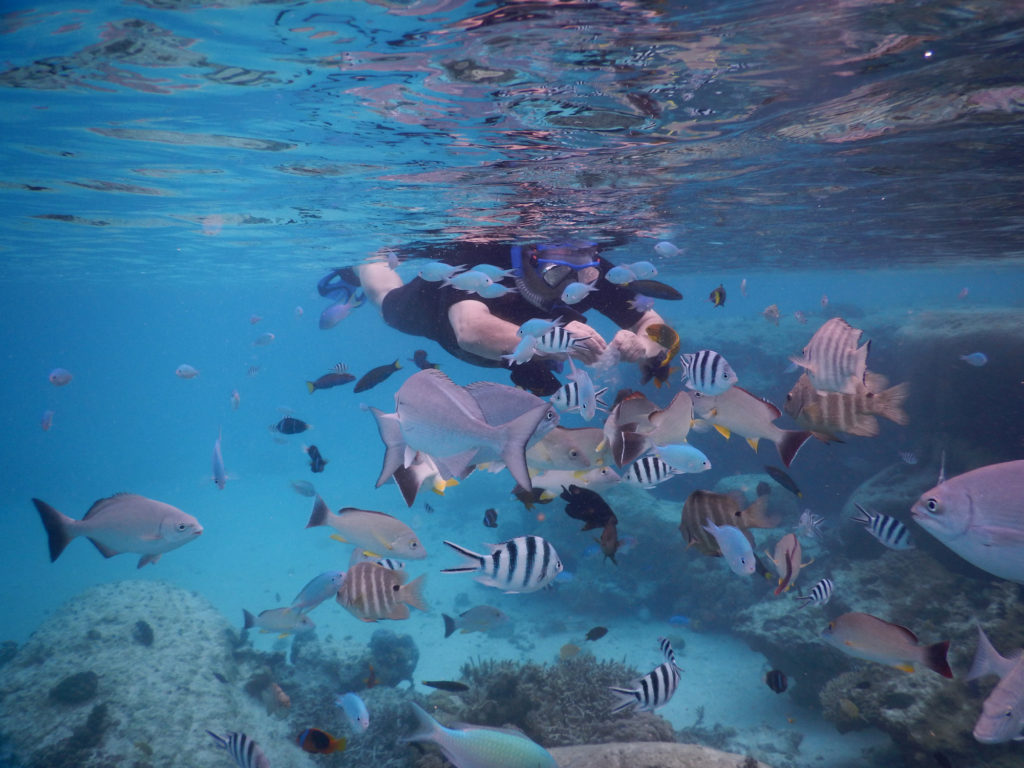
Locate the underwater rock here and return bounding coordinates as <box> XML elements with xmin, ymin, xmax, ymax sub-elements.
<box><xmin>0</xmin><ymin>641</ymin><xmax>17</xmax><ymax>669</ymax></box>
<box><xmin>548</xmin><ymin>741</ymin><xmax>774</xmax><ymax>767</ymax></box>
<box><xmin>369</xmin><ymin>629</ymin><xmax>419</xmax><ymax>686</ymax></box>
<box><xmin>48</xmin><ymin>671</ymin><xmax>99</xmax><ymax>705</ymax></box>
<box><xmin>0</xmin><ymin>581</ymin><xmax>318</xmax><ymax>768</ymax></box>
<box><xmin>132</xmin><ymin>619</ymin><xmax>154</xmax><ymax>647</ymax></box>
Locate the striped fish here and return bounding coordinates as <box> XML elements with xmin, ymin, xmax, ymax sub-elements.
<box><xmin>534</xmin><ymin>326</ymin><xmax>586</xmax><ymax>356</ymax></box>
<box><xmin>550</xmin><ymin>381</ymin><xmax>608</xmax><ymax>413</ymax></box>
<box><xmin>609</xmin><ymin>637</ymin><xmax>681</xmax><ymax>713</ymax></box>
<box><xmin>789</xmin><ymin>317</ymin><xmax>870</xmax><ymax>394</ymax></box>
<box><xmin>679</xmin><ymin>349</ymin><xmax>737</xmax><ymax>395</ymax></box>
<box><xmin>852</xmin><ymin>504</ymin><xmax>914</xmax><ymax>550</ymax></box>
<box><xmin>335</xmin><ymin>562</ymin><xmax>427</xmax><ymax>621</ymax></box>
<box><xmin>441</xmin><ymin>535</ymin><xmax>562</xmax><ymax>593</ymax></box>
<box><xmin>795</xmin><ymin>577</ymin><xmax>834</xmax><ymax>609</ymax></box>
<box><xmin>206</xmin><ymin>731</ymin><xmax>270</xmax><ymax>768</ymax></box>
<box><xmin>623</xmin><ymin>455</ymin><xmax>679</xmax><ymax>489</ymax></box>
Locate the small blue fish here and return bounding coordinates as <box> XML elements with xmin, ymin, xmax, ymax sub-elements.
<box><xmin>418</xmin><ymin>261</ymin><xmax>465</xmax><ymax>282</ymax></box>
<box><xmin>518</xmin><ymin>317</ymin><xmax>563</xmax><ymax>338</ymax></box>
<box><xmin>627</xmin><ymin>260</ymin><xmax>657</xmax><ymax>279</ymax></box>
<box><xmin>628</xmin><ymin>295</ymin><xmax>656</xmax><ymax>313</ymax></box>
<box><xmin>444</xmin><ymin>270</ymin><xmax>492</xmax><ymax>292</ymax></box>
<box><xmin>668</xmin><ymin>614</ymin><xmax>691</xmax><ymax>626</ymax></box>
<box><xmin>960</xmin><ymin>352</ymin><xmax>988</xmax><ymax>367</ymax></box>
<box><xmin>212</xmin><ymin>430</ymin><xmax>227</xmax><ymax>490</ymax></box>
<box><xmin>653</xmin><ymin>241</ymin><xmax>681</xmax><ymax>258</ymax></box>
<box><xmin>475</xmin><ymin>282</ymin><xmax>517</xmax><ymax>299</ymax></box>
<box><xmin>502</xmin><ymin>335</ymin><xmax>538</xmax><ymax>366</ymax></box>
<box><xmin>291</xmin><ymin>570</ymin><xmax>344</xmax><ymax>614</ymax></box>
<box><xmin>654</xmin><ymin>443</ymin><xmax>711</xmax><ymax>474</ymax></box>
<box><xmin>336</xmin><ymin>692</ymin><xmax>369</xmax><ymax>732</ymax></box>
<box><xmin>473</xmin><ymin>264</ymin><xmax>516</xmax><ymax>281</ymax></box>
<box><xmin>561</xmin><ymin>281</ymin><xmax>598</xmax><ymax>305</ymax></box>
<box><xmin>320</xmin><ymin>299</ymin><xmax>356</xmax><ymax>330</ymax></box>
<box><xmin>605</xmin><ymin>266</ymin><xmax>636</xmax><ymax>285</ymax></box>
<box><xmin>702</xmin><ymin>519</ymin><xmax>756</xmax><ymax>575</ymax></box>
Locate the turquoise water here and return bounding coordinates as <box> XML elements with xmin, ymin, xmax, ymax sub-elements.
<box><xmin>2</xmin><ymin>2</ymin><xmax>1023</xmax><ymax>767</ymax></box>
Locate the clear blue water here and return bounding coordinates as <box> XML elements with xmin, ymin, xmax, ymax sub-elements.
<box><xmin>2</xmin><ymin>1</ymin><xmax>1023</xmax><ymax>767</ymax></box>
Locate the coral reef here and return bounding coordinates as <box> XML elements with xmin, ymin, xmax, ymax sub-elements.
<box><xmin>48</xmin><ymin>671</ymin><xmax>99</xmax><ymax>705</ymax></box>
<box><xmin>132</xmin><ymin>619</ymin><xmax>155</xmax><ymax>647</ymax></box>
<box><xmin>369</xmin><ymin>629</ymin><xmax>419</xmax><ymax>686</ymax></box>
<box><xmin>445</xmin><ymin>653</ymin><xmax>674</xmax><ymax>748</ymax></box>
<box><xmin>548</xmin><ymin>741</ymin><xmax>774</xmax><ymax>767</ymax></box>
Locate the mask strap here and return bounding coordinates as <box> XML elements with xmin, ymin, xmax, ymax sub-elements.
<box><xmin>510</xmin><ymin>245</ymin><xmax>523</xmax><ymax>277</ymax></box>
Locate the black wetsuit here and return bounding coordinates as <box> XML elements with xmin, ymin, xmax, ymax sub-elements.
<box><xmin>381</xmin><ymin>243</ymin><xmax>645</xmax><ymax>392</ymax></box>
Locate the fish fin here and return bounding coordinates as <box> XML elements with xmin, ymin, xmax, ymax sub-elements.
<box><xmin>399</xmin><ymin>703</ymin><xmax>444</xmax><ymax>745</ymax></box>
<box><xmin>923</xmin><ymin>641</ymin><xmax>953</xmax><ymax>679</ymax></box>
<box><xmin>443</xmin><ymin>614</ymin><xmax>457</xmax><ymax>638</ymax></box>
<box><xmin>608</xmin><ymin>687</ymin><xmax>640</xmax><ymax>714</ymax></box>
<box><xmin>440</xmin><ymin>540</ymin><xmax>483</xmax><ymax>573</ymax></box>
<box><xmin>306</xmin><ymin>495</ymin><xmax>332</xmax><ymax>528</ymax></box>
<box><xmin>88</xmin><ymin>538</ymin><xmax>120</xmax><ymax>559</ymax></box>
<box><xmin>776</xmin><ymin>430</ymin><xmax>811</xmax><ymax>468</ymax></box>
<box><xmin>498</xmin><ymin>405</ymin><xmax>552</xmax><ymax>492</ymax></box>
<box><xmin>893</xmin><ymin>663</ymin><xmax>915</xmax><ymax>674</ymax></box>
<box><xmin>137</xmin><ymin>553</ymin><xmax>161</xmax><ymax>568</ymax></box>
<box><xmin>713</xmin><ymin>424</ymin><xmax>731</xmax><ymax>439</ymax></box>
<box><xmin>369</xmin><ymin>408</ymin><xmax>407</xmax><ymax>488</ymax></box>
<box><xmin>746</xmin><ymin>437</ymin><xmax>760</xmax><ymax>452</ymax></box>
<box><xmin>32</xmin><ymin>498</ymin><xmax>77</xmax><ymax>562</ymax></box>
<box><xmin>242</xmin><ymin>609</ymin><xmax>256</xmax><ymax>630</ymax></box>
<box><xmin>873</xmin><ymin>382</ymin><xmax>910</xmax><ymax>425</ymax></box>
<box><xmin>392</xmin><ymin>464</ymin><xmax>423</xmax><ymax>508</ymax></box>
<box><xmin>373</xmin><ymin>532</ymin><xmax>395</xmax><ymax>551</ymax></box>
<box><xmin>400</xmin><ymin>574</ymin><xmax>428</xmax><ymax>612</ymax></box>
<box><xmin>329</xmin><ymin>534</ymin><xmax>350</xmax><ymax>544</ymax></box>
<box><xmin>434</xmin><ymin>449</ymin><xmax>479</xmax><ymax>483</ymax></box>
<box><xmin>968</xmin><ymin>626</ymin><xmax>1012</xmax><ymax>681</ymax></box>
<box><xmin>306</xmin><ymin>381</ymin><xmax>315</xmax><ymax>394</ymax></box>
<box><xmin>387</xmin><ymin>604</ymin><xmax>411</xmax><ymax>621</ymax></box>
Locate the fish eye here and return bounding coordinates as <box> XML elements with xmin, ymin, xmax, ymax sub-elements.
<box><xmin>392</xmin><ymin>584</ymin><xmax>400</xmax><ymax>591</ymax></box>
<box><xmin>410</xmin><ymin>540</ymin><xmax>419</xmax><ymax>548</ymax></box>
<box><xmin>926</xmin><ymin>498</ymin><xmax>939</xmax><ymax>512</ymax></box>
<box><xmin>569</xmin><ymin>449</ymin><xmax>579</xmax><ymax>458</ymax></box>
<box><xmin>176</xmin><ymin>522</ymin><xmax>187</xmax><ymax>532</ymax></box>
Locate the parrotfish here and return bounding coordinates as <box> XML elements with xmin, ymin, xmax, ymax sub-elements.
<box><xmin>911</xmin><ymin>460</ymin><xmax>1024</xmax><ymax>584</ymax></box>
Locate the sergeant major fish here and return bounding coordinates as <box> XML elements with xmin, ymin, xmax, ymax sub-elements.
<box><xmin>679</xmin><ymin>349</ymin><xmax>737</xmax><ymax>395</ymax></box>
<box><xmin>206</xmin><ymin>731</ymin><xmax>270</xmax><ymax>768</ymax></box>
<box><xmin>32</xmin><ymin>494</ymin><xmax>202</xmax><ymax>568</ymax></box>
<box><xmin>441</xmin><ymin>535</ymin><xmax>562</xmax><ymax>593</ymax></box>
<box><xmin>609</xmin><ymin>637</ymin><xmax>681</xmax><ymax>713</ymax></box>
<box><xmin>852</xmin><ymin>504</ymin><xmax>914</xmax><ymax>550</ymax></box>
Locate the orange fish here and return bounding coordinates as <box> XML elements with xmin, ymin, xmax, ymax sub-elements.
<box><xmin>296</xmin><ymin>728</ymin><xmax>346</xmax><ymax>754</ymax></box>
<box><xmin>364</xmin><ymin>662</ymin><xmax>378</xmax><ymax>689</ymax></box>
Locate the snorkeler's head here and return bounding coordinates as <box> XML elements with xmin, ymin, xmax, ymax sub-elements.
<box><xmin>512</xmin><ymin>242</ymin><xmax>600</xmax><ymax>311</ymax></box>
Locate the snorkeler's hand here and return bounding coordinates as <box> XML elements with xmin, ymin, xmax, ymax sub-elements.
<box><xmin>564</xmin><ymin>321</ymin><xmax>605</xmax><ymax>365</ymax></box>
<box><xmin>609</xmin><ymin>329</ymin><xmax>648</xmax><ymax>363</ymax></box>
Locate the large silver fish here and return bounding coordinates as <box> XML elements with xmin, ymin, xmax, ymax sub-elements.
<box><xmin>910</xmin><ymin>460</ymin><xmax>1024</xmax><ymax>584</ymax></box>
<box><xmin>32</xmin><ymin>494</ymin><xmax>202</xmax><ymax>568</ymax></box>
<box><xmin>369</xmin><ymin>369</ymin><xmax>555</xmax><ymax>491</ymax></box>
<box><xmin>967</xmin><ymin>625</ymin><xmax>1024</xmax><ymax>743</ymax></box>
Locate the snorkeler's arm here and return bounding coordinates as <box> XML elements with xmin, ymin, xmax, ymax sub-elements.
<box><xmin>610</xmin><ymin>309</ymin><xmax>667</xmax><ymax>362</ymax></box>
<box><xmin>448</xmin><ymin>301</ymin><xmax>605</xmax><ymax>364</ymax></box>
<box><xmin>356</xmin><ymin>262</ymin><xmax>404</xmax><ymax>312</ymax></box>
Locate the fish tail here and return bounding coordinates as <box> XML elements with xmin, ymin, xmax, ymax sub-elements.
<box><xmin>369</xmin><ymin>407</ymin><xmax>407</xmax><ymax>488</ymax></box>
<box><xmin>873</xmin><ymin>382</ymin><xmax>910</xmax><ymax>425</ymax></box>
<box><xmin>305</xmin><ymin>495</ymin><xmax>331</xmax><ymax>528</ymax></box>
<box><xmin>440</xmin><ymin>540</ymin><xmax>484</xmax><ymax>573</ymax></box>
<box><xmin>32</xmin><ymin>498</ymin><xmax>75</xmax><ymax>562</ymax></box>
<box><xmin>608</xmin><ymin>686</ymin><xmax>639</xmax><ymax>714</ymax></box>
<box><xmin>442</xmin><ymin>613</ymin><xmax>457</xmax><ymax>638</ymax></box>
<box><xmin>399</xmin><ymin>702</ymin><xmax>444</xmax><ymax>745</ymax></box>
<box><xmin>775</xmin><ymin>429</ymin><xmax>811</xmax><ymax>468</ymax></box>
<box><xmin>306</xmin><ymin>381</ymin><xmax>316</xmax><ymax>394</ymax></box>
<box><xmin>206</xmin><ymin>731</ymin><xmax>228</xmax><ymax>749</ymax></box>
<box><xmin>401</xmin><ymin>573</ymin><xmax>428</xmax><ymax>612</ymax></box>
<box><xmin>923</xmin><ymin>640</ymin><xmax>954</xmax><ymax>679</ymax></box>
<box><xmin>242</xmin><ymin>609</ymin><xmax>256</xmax><ymax>630</ymax></box>
<box><xmin>498</xmin><ymin>405</ymin><xmax>551</xmax><ymax>492</ymax></box>
<box><xmin>741</xmin><ymin>495</ymin><xmax>782</xmax><ymax>529</ymax></box>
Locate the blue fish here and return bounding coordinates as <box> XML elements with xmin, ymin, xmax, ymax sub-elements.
<box><xmin>668</xmin><ymin>615</ymin><xmax>691</xmax><ymax>626</ymax></box>
<box><xmin>702</xmin><ymin>519</ymin><xmax>756</xmax><ymax>575</ymax></box>
<box><xmin>336</xmin><ymin>692</ymin><xmax>369</xmax><ymax>732</ymax></box>
<box><xmin>960</xmin><ymin>352</ymin><xmax>988</xmax><ymax>367</ymax></box>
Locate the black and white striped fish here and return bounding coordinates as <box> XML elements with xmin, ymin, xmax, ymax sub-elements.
<box><xmin>534</xmin><ymin>326</ymin><xmax>586</xmax><ymax>356</ymax></box>
<box><xmin>623</xmin><ymin>455</ymin><xmax>679</xmax><ymax>489</ymax></box>
<box><xmin>852</xmin><ymin>504</ymin><xmax>914</xmax><ymax>550</ymax></box>
<box><xmin>206</xmin><ymin>730</ymin><xmax>270</xmax><ymax>768</ymax></box>
<box><xmin>609</xmin><ymin>637</ymin><xmax>681</xmax><ymax>713</ymax></box>
<box><xmin>550</xmin><ymin>380</ymin><xmax>608</xmax><ymax>413</ymax></box>
<box><xmin>789</xmin><ymin>317</ymin><xmax>869</xmax><ymax>394</ymax></box>
<box><xmin>441</xmin><ymin>535</ymin><xmax>562</xmax><ymax>593</ymax></box>
<box><xmin>679</xmin><ymin>349</ymin><xmax>737</xmax><ymax>395</ymax></box>
<box><xmin>794</xmin><ymin>577</ymin><xmax>834</xmax><ymax>609</ymax></box>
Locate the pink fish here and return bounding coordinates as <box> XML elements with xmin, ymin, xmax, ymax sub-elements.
<box><xmin>766</xmin><ymin>533</ymin><xmax>810</xmax><ymax>595</ymax></box>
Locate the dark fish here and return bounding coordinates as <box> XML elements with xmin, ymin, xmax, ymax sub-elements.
<box><xmin>353</xmin><ymin>360</ymin><xmax>402</xmax><ymax>393</ymax></box>
<box><xmin>645</xmin><ymin>323</ymin><xmax>680</xmax><ymax>369</ymax></box>
<box><xmin>560</xmin><ymin>484</ymin><xmax>617</xmax><ymax>531</ymax></box>
<box><xmin>585</xmin><ymin>626</ymin><xmax>608</xmax><ymax>642</ymax></box>
<box><xmin>305</xmin><ymin>445</ymin><xmax>328</xmax><ymax>473</ymax></box>
<box><xmin>709</xmin><ymin>283</ymin><xmax>726</xmax><ymax>307</ymax></box>
<box><xmin>513</xmin><ymin>486</ymin><xmax>554</xmax><ymax>510</ymax></box>
<box><xmin>212</xmin><ymin>671</ymin><xmax>228</xmax><ymax>684</ymax></box>
<box><xmin>764</xmin><ymin>465</ymin><xmax>801</xmax><ymax>497</ymax></box>
<box><xmin>629</xmin><ymin>279</ymin><xmax>682</xmax><ymax>300</ymax></box>
<box><xmin>596</xmin><ymin>519</ymin><xmax>621</xmax><ymax>564</ymax></box>
<box><xmin>275</xmin><ymin>417</ymin><xmax>310</xmax><ymax>435</ymax></box>
<box><xmin>765</xmin><ymin>669</ymin><xmax>788</xmax><ymax>693</ymax></box>
<box><xmin>422</xmin><ymin>680</ymin><xmax>470</xmax><ymax>692</ymax></box>
<box><xmin>509</xmin><ymin>361</ymin><xmax>561</xmax><ymax>397</ymax></box>
<box><xmin>424</xmin><ymin>502</ymin><xmax>435</xmax><ymax>514</ymax></box>
<box><xmin>639</xmin><ymin>354</ymin><xmax>674</xmax><ymax>389</ymax></box>
<box><xmin>410</xmin><ymin>350</ymin><xmax>440</xmax><ymax>370</ymax></box>
<box><xmin>296</xmin><ymin>728</ymin><xmax>346</xmax><ymax>754</ymax></box>
<box><xmin>306</xmin><ymin>371</ymin><xmax>355</xmax><ymax>393</ymax></box>
<box><xmin>483</xmin><ymin>507</ymin><xmax>498</xmax><ymax>528</ymax></box>
<box><xmin>756</xmin><ymin>481</ymin><xmax>772</xmax><ymax>497</ymax></box>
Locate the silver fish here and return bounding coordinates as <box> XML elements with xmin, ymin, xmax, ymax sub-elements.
<box><xmin>442</xmin><ymin>535</ymin><xmax>562</xmax><ymax>593</ymax></box>
<box><xmin>967</xmin><ymin>625</ymin><xmax>1024</xmax><ymax>743</ymax></box>
<box><xmin>911</xmin><ymin>460</ymin><xmax>1024</xmax><ymax>584</ymax></box>
<box><xmin>212</xmin><ymin>430</ymin><xmax>226</xmax><ymax>490</ymax></box>
<box><xmin>305</xmin><ymin>496</ymin><xmax>426</xmax><ymax>559</ymax></box>
<box><xmin>369</xmin><ymin>369</ymin><xmax>555</xmax><ymax>492</ymax></box>
<box><xmin>206</xmin><ymin>731</ymin><xmax>270</xmax><ymax>768</ymax></box>
<box><xmin>32</xmin><ymin>494</ymin><xmax>202</xmax><ymax>568</ymax></box>
<box><xmin>442</xmin><ymin>605</ymin><xmax>510</xmax><ymax>638</ymax></box>
<box><xmin>243</xmin><ymin>607</ymin><xmax>314</xmax><ymax>636</ymax></box>
<box><xmin>526</xmin><ymin>426</ymin><xmax>606</xmax><ymax>471</ymax></box>
<box><xmin>789</xmin><ymin>317</ymin><xmax>869</xmax><ymax>394</ymax></box>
